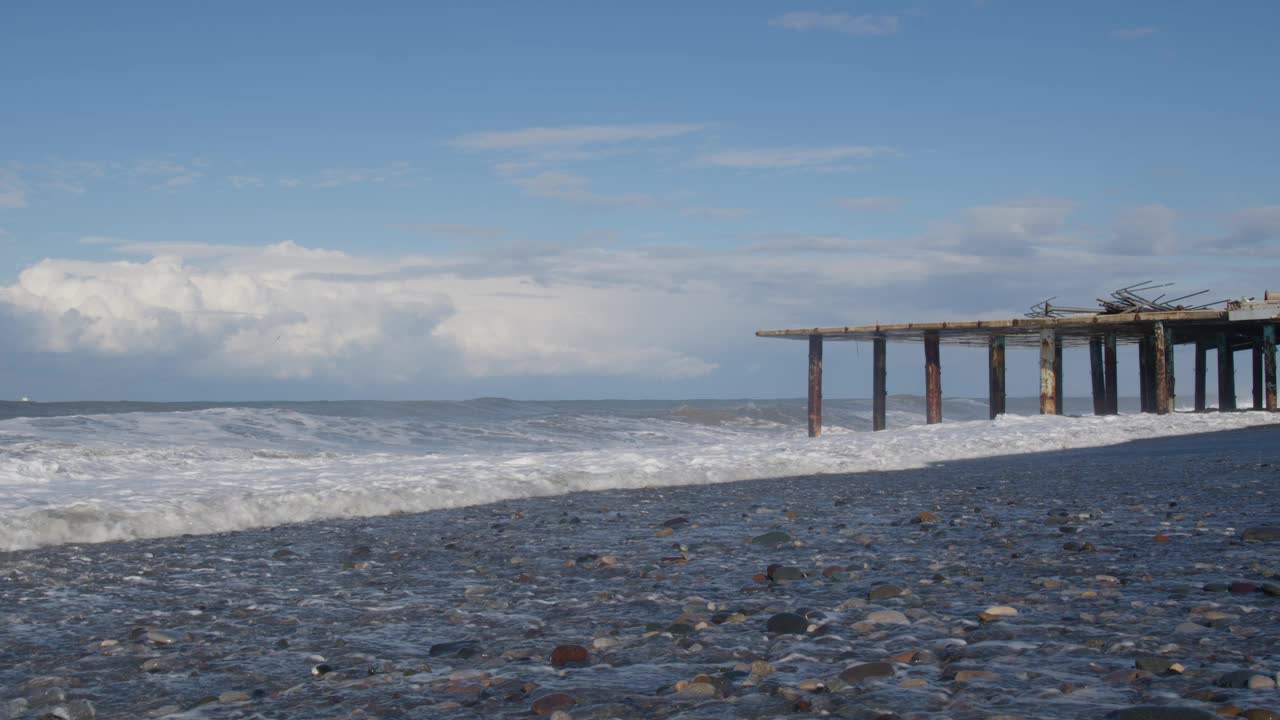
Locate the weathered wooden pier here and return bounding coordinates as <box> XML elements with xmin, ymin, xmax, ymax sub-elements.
<box><xmin>758</xmin><ymin>302</ymin><xmax>1280</xmax><ymax>437</ymax></box>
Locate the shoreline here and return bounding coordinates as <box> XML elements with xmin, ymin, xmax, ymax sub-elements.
<box><xmin>2</xmin><ymin>428</ymin><xmax>1279</xmax><ymax>719</ymax></box>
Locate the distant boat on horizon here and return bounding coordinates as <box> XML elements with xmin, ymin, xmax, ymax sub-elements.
<box><xmin>18</xmin><ymin>397</ymin><xmax>32</xmax><ymax>403</ymax></box>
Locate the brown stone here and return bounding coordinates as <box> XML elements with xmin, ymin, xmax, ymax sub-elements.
<box><xmin>839</xmin><ymin>662</ymin><xmax>894</xmax><ymax>683</ymax></box>
<box><xmin>531</xmin><ymin>692</ymin><xmax>576</xmax><ymax>715</ymax></box>
<box><xmin>549</xmin><ymin>645</ymin><xmax>589</xmax><ymax>667</ymax></box>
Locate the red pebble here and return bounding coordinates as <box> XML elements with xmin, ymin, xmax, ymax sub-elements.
<box><xmin>549</xmin><ymin>644</ymin><xmax>589</xmax><ymax>667</ymax></box>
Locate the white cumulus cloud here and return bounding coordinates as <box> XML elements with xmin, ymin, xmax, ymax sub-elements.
<box><xmin>0</xmin><ymin>241</ymin><xmax>720</xmax><ymax>384</ymax></box>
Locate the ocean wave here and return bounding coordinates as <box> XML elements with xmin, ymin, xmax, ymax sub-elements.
<box><xmin>1</xmin><ymin>403</ymin><xmax>1276</xmax><ymax>551</ymax></box>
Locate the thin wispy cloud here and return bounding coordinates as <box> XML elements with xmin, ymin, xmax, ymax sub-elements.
<box><xmin>700</xmin><ymin>145</ymin><xmax>895</xmax><ymax>170</ymax></box>
<box><xmin>1204</xmin><ymin>205</ymin><xmax>1280</xmax><ymax>253</ymax></box>
<box><xmin>1110</xmin><ymin>26</ymin><xmax>1158</xmax><ymax>40</ymax></box>
<box><xmin>314</xmin><ymin>162</ymin><xmax>413</xmax><ymax>188</ymax></box>
<box><xmin>1110</xmin><ymin>204</ymin><xmax>1179</xmax><ymax>256</ymax></box>
<box><xmin>34</xmin><ymin>160</ymin><xmax>105</xmax><ymax>194</ymax></box>
<box><xmin>512</xmin><ymin>170</ymin><xmax>652</xmax><ymax>208</ymax></box>
<box><xmin>0</xmin><ymin>169</ymin><xmax>27</xmax><ymax>209</ymax></box>
<box><xmin>228</xmin><ymin>175</ymin><xmax>264</xmax><ymax>189</ymax></box>
<box><xmin>837</xmin><ymin>195</ymin><xmax>902</xmax><ymax>211</ymax></box>
<box><xmin>770</xmin><ymin>12</ymin><xmax>900</xmax><ymax>37</ymax></box>
<box><xmin>682</xmin><ymin>207</ymin><xmax>752</xmax><ymax>218</ymax></box>
<box><xmin>742</xmin><ymin>232</ymin><xmax>885</xmax><ymax>254</ymax></box>
<box><xmin>453</xmin><ymin>124</ymin><xmax>704</xmax><ymax>151</ymax></box>
<box><xmin>396</xmin><ymin>223</ymin><xmax>504</xmax><ymax>240</ymax></box>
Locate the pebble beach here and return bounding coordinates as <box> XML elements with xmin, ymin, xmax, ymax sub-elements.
<box><xmin>3</xmin><ymin>426</ymin><xmax>1279</xmax><ymax>720</ymax></box>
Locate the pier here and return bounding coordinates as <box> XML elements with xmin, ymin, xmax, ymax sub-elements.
<box><xmin>758</xmin><ymin>300</ymin><xmax>1280</xmax><ymax>437</ymax></box>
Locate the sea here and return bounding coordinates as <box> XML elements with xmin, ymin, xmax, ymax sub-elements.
<box><xmin>1</xmin><ymin>395</ymin><xmax>1275</xmax><ymax>553</ymax></box>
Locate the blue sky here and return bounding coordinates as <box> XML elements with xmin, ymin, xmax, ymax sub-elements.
<box><xmin>1</xmin><ymin>1</ymin><xmax>1278</xmax><ymax>401</ymax></box>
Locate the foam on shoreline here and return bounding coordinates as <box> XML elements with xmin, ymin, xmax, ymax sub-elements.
<box><xmin>1</xmin><ymin>403</ymin><xmax>1277</xmax><ymax>551</ymax></box>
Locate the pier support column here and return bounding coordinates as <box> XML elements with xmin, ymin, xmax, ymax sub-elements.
<box><xmin>924</xmin><ymin>331</ymin><xmax>942</xmax><ymax>425</ymax></box>
<box><xmin>808</xmin><ymin>334</ymin><xmax>823</xmax><ymax>437</ymax></box>
<box><xmin>1054</xmin><ymin>336</ymin><xmax>1064</xmax><ymax>415</ymax></box>
<box><xmin>1153</xmin><ymin>322</ymin><xmax>1171</xmax><ymax>415</ymax></box>
<box><xmin>988</xmin><ymin>335</ymin><xmax>1006</xmax><ymax>420</ymax></box>
<box><xmin>1089</xmin><ymin>337</ymin><xmax>1105</xmax><ymax>416</ymax></box>
<box><xmin>1194</xmin><ymin>340</ymin><xmax>1207</xmax><ymax>412</ymax></box>
<box><xmin>1104</xmin><ymin>334</ymin><xmax>1118</xmax><ymax>415</ymax></box>
<box><xmin>1146</xmin><ymin>335</ymin><xmax>1157</xmax><ymax>412</ymax></box>
<box><xmin>1039</xmin><ymin>329</ymin><xmax>1057</xmax><ymax>415</ymax></box>
<box><xmin>1218</xmin><ymin>333</ymin><xmax>1236</xmax><ymax>411</ymax></box>
<box><xmin>1266</xmin><ymin>325</ymin><xmax>1277</xmax><ymax>412</ymax></box>
<box><xmin>872</xmin><ymin>335</ymin><xmax>887</xmax><ymax>431</ymax></box>
<box><xmin>1166</xmin><ymin>327</ymin><xmax>1176</xmax><ymax>409</ymax></box>
<box><xmin>1253</xmin><ymin>340</ymin><xmax>1264</xmax><ymax>410</ymax></box>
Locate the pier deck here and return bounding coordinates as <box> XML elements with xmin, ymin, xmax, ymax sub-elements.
<box><xmin>758</xmin><ymin>308</ymin><xmax>1278</xmax><ymax>436</ymax></box>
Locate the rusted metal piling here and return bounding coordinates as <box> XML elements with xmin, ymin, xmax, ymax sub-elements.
<box><xmin>1089</xmin><ymin>337</ymin><xmax>1106</xmax><ymax>415</ymax></box>
<box><xmin>1218</xmin><ymin>333</ymin><xmax>1237</xmax><ymax>411</ymax></box>
<box><xmin>1153</xmin><ymin>322</ymin><xmax>1171</xmax><ymax>415</ymax></box>
<box><xmin>872</xmin><ymin>336</ymin><xmax>887</xmax><ymax>431</ymax></box>
<box><xmin>1266</xmin><ymin>325</ymin><xmax>1278</xmax><ymax>412</ymax></box>
<box><xmin>1253</xmin><ymin>342</ymin><xmax>1265</xmax><ymax>410</ymax></box>
<box><xmin>924</xmin><ymin>331</ymin><xmax>942</xmax><ymax>424</ymax></box>
<box><xmin>758</xmin><ymin>301</ymin><xmax>1279</xmax><ymax>434</ymax></box>
<box><xmin>1141</xmin><ymin>338</ymin><xmax>1162</xmax><ymax>412</ymax></box>
<box><xmin>988</xmin><ymin>335</ymin><xmax>1006</xmax><ymax>420</ymax></box>
<box><xmin>808</xmin><ymin>334</ymin><xmax>822</xmax><ymax>437</ymax></box>
<box><xmin>1053</xmin><ymin>337</ymin><xmax>1064</xmax><ymax>415</ymax></box>
<box><xmin>1104</xmin><ymin>334</ymin><xmax>1118</xmax><ymax>415</ymax></box>
<box><xmin>1194</xmin><ymin>341</ymin><xmax>1208</xmax><ymax>411</ymax></box>
<box><xmin>1039</xmin><ymin>329</ymin><xmax>1057</xmax><ymax>415</ymax></box>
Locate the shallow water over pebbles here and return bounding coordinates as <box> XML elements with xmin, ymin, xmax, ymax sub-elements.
<box><xmin>2</xmin><ymin>428</ymin><xmax>1279</xmax><ymax>719</ymax></box>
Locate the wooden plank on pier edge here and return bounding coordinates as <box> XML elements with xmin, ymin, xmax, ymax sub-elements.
<box><xmin>1253</xmin><ymin>341</ymin><xmax>1264</xmax><ymax>410</ymax></box>
<box><xmin>1054</xmin><ymin>336</ymin><xmax>1064</xmax><ymax>415</ymax></box>
<box><xmin>1153</xmin><ymin>322</ymin><xmax>1170</xmax><ymax>415</ymax></box>
<box><xmin>1218</xmin><ymin>332</ymin><xmax>1236</xmax><ymax>411</ymax></box>
<box><xmin>1266</xmin><ymin>324</ymin><xmax>1277</xmax><ymax>412</ymax></box>
<box><xmin>1089</xmin><ymin>337</ymin><xmax>1105</xmax><ymax>416</ymax></box>
<box><xmin>872</xmin><ymin>335</ymin><xmax>887</xmax><ymax>431</ymax></box>
<box><xmin>808</xmin><ymin>334</ymin><xmax>823</xmax><ymax>437</ymax></box>
<box><xmin>1104</xmin><ymin>334</ymin><xmax>1118</xmax><ymax>415</ymax></box>
<box><xmin>1039</xmin><ymin>329</ymin><xmax>1057</xmax><ymax>415</ymax></box>
<box><xmin>988</xmin><ymin>335</ymin><xmax>1006</xmax><ymax>420</ymax></box>
<box><xmin>1194</xmin><ymin>340</ymin><xmax>1207</xmax><ymax>412</ymax></box>
<box><xmin>924</xmin><ymin>331</ymin><xmax>942</xmax><ymax>425</ymax></box>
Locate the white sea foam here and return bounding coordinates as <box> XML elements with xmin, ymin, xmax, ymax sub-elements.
<box><xmin>0</xmin><ymin>401</ymin><xmax>1276</xmax><ymax>551</ymax></box>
